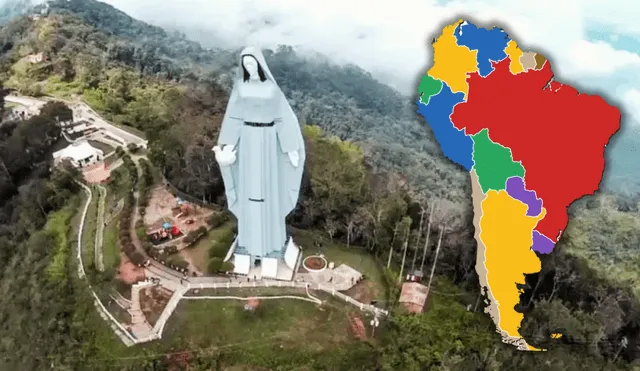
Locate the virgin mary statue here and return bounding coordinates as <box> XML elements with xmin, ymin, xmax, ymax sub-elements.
<box><xmin>213</xmin><ymin>46</ymin><xmax>305</xmax><ymax>263</ymax></box>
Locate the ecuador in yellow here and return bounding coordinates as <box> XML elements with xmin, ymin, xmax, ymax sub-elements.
<box><xmin>479</xmin><ymin>189</ymin><xmax>546</xmax><ymax>351</ymax></box>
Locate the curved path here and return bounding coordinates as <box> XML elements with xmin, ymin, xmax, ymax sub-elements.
<box><xmin>5</xmin><ymin>95</ymin><xmax>148</xmax><ymax>149</ymax></box>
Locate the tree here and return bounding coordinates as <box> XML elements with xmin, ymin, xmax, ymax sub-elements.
<box><xmin>209</xmin><ymin>241</ymin><xmax>229</xmax><ymax>259</ymax></box>
<box><xmin>127</xmin><ymin>142</ymin><xmax>139</xmax><ymax>153</ymax></box>
<box><xmin>220</xmin><ymin>261</ymin><xmax>234</xmax><ymax>272</ymax></box>
<box><xmin>208</xmin><ymin>257</ymin><xmax>223</xmax><ymax>273</ymax></box>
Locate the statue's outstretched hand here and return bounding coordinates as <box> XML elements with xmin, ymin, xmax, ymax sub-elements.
<box><xmin>287</xmin><ymin>150</ymin><xmax>299</xmax><ymax>168</ymax></box>
<box><xmin>213</xmin><ymin>145</ymin><xmax>237</xmax><ymax>166</ymax></box>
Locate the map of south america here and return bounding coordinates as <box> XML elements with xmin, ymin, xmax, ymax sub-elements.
<box><xmin>417</xmin><ymin>20</ymin><xmax>621</xmax><ymax>350</ymax></box>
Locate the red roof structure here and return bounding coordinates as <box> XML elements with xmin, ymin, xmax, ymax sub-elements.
<box><xmin>399</xmin><ymin>282</ymin><xmax>428</xmax><ymax>313</ymax></box>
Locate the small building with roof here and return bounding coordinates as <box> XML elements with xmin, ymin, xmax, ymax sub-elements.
<box><xmin>53</xmin><ymin>140</ymin><xmax>104</xmax><ymax>168</ymax></box>
<box><xmin>399</xmin><ymin>282</ymin><xmax>429</xmax><ymax>313</ymax></box>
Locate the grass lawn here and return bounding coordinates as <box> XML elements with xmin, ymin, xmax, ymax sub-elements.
<box><xmin>45</xmin><ymin>201</ymin><xmax>79</xmax><ymax>281</ymax></box>
<box><xmin>43</xmin><ymin>74</ymin><xmax>83</xmax><ymax>98</ymax></box>
<box><xmin>181</xmin><ymin>220</ymin><xmax>236</xmax><ymax>273</ymax></box>
<box><xmin>291</xmin><ymin>228</ymin><xmax>389</xmax><ymax>304</ymax></box>
<box><xmin>81</xmin><ymin>186</ymin><xmax>99</xmax><ymax>271</ymax></box>
<box><xmin>161</xmin><ymin>295</ymin><xmax>364</xmax><ymax>356</ymax></box>
<box><xmin>103</xmin><ymin>217</ymin><xmax>121</xmax><ymax>270</ymax></box>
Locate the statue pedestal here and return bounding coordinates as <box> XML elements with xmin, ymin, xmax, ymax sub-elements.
<box><xmin>225</xmin><ymin>237</ymin><xmax>301</xmax><ymax>281</ymax></box>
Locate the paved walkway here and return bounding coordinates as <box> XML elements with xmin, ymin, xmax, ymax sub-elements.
<box><xmin>129</xmin><ymin>282</ymin><xmax>155</xmax><ymax>341</ymax></box>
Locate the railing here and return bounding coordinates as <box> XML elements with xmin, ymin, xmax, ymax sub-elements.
<box><xmin>182</xmin><ymin>280</ymin><xmax>389</xmax><ymax>316</ymax></box>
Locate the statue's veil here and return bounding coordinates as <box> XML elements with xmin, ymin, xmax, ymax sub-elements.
<box><xmin>238</xmin><ymin>46</ymin><xmax>278</xmax><ymax>87</ymax></box>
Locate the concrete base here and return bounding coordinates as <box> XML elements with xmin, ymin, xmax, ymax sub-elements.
<box><xmin>225</xmin><ymin>237</ymin><xmax>302</xmax><ymax>281</ymax></box>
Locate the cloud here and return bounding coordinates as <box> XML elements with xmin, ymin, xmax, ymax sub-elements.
<box><xmin>582</xmin><ymin>0</ymin><xmax>640</xmax><ymax>36</ymax></box>
<box><xmin>623</xmin><ymin>89</ymin><xmax>640</xmax><ymax>123</ymax></box>
<box><xmin>99</xmin><ymin>0</ymin><xmax>639</xmax><ymax>123</ymax></box>
<box><xmin>567</xmin><ymin>40</ymin><xmax>640</xmax><ymax>75</ymax></box>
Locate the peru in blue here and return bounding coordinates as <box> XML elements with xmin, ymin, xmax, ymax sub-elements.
<box><xmin>454</xmin><ymin>21</ymin><xmax>510</xmax><ymax>77</ymax></box>
<box><xmin>416</xmin><ymin>82</ymin><xmax>473</xmax><ymax>170</ymax></box>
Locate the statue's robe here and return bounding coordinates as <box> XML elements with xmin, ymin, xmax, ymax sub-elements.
<box><xmin>217</xmin><ymin>50</ymin><xmax>305</xmax><ymax>260</ymax></box>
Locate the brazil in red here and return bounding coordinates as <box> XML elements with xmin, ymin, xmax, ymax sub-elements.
<box><xmin>416</xmin><ymin>19</ymin><xmax>620</xmax><ymax>351</ymax></box>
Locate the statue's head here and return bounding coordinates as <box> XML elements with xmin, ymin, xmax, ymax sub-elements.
<box><xmin>242</xmin><ymin>55</ymin><xmax>267</xmax><ymax>82</ymax></box>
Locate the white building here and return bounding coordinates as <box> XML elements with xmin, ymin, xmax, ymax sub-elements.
<box><xmin>24</xmin><ymin>52</ymin><xmax>46</xmax><ymax>64</ymax></box>
<box><xmin>53</xmin><ymin>141</ymin><xmax>104</xmax><ymax>168</ymax></box>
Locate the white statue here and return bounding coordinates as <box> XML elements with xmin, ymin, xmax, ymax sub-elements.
<box><xmin>213</xmin><ymin>46</ymin><xmax>306</xmax><ymax>262</ymax></box>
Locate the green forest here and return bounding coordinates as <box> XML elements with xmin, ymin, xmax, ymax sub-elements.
<box><xmin>0</xmin><ymin>0</ymin><xmax>639</xmax><ymax>370</ymax></box>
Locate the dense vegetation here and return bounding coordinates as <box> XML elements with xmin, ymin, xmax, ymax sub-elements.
<box><xmin>0</xmin><ymin>0</ymin><xmax>639</xmax><ymax>370</ymax></box>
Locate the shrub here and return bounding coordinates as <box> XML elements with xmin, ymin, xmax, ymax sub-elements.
<box><xmin>129</xmin><ymin>252</ymin><xmax>146</xmax><ymax>266</ymax></box>
<box><xmin>147</xmin><ymin>249</ymin><xmax>159</xmax><ymax>259</ymax></box>
<box><xmin>184</xmin><ymin>230</ymin><xmax>199</xmax><ymax>244</ymax></box>
<box><xmin>183</xmin><ymin>235</ymin><xmax>194</xmax><ymax>244</ymax></box>
<box><xmin>123</xmin><ymin>243</ymin><xmax>136</xmax><ymax>254</ymax></box>
<box><xmin>164</xmin><ymin>245</ymin><xmax>178</xmax><ymax>255</ymax></box>
<box><xmin>167</xmin><ymin>255</ymin><xmax>188</xmax><ymax>270</ymax></box>
<box><xmin>207</xmin><ymin>213</ymin><xmax>229</xmax><ymax>228</ymax></box>
<box><xmin>208</xmin><ymin>257</ymin><xmax>223</xmax><ymax>273</ymax></box>
<box><xmin>220</xmin><ymin>261</ymin><xmax>235</xmax><ymax>273</ymax></box>
<box><xmin>142</xmin><ymin>242</ymin><xmax>154</xmax><ymax>252</ymax></box>
<box><xmin>196</xmin><ymin>226</ymin><xmax>208</xmax><ymax>236</ymax></box>
<box><xmin>127</xmin><ymin>143</ymin><xmax>139</xmax><ymax>153</ymax></box>
<box><xmin>209</xmin><ymin>242</ymin><xmax>229</xmax><ymax>259</ymax></box>
<box><xmin>120</xmin><ymin>236</ymin><xmax>130</xmax><ymax>246</ymax></box>
<box><xmin>218</xmin><ymin>229</ymin><xmax>235</xmax><ymax>246</ymax></box>
<box><xmin>135</xmin><ymin>219</ymin><xmax>144</xmax><ymax>228</ymax></box>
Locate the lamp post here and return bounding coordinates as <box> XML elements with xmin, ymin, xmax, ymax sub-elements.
<box><xmin>370</xmin><ymin>316</ymin><xmax>380</xmax><ymax>337</ymax></box>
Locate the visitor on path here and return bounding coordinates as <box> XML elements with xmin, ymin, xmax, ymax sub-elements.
<box><xmin>329</xmin><ymin>277</ymin><xmax>333</xmax><ymax>283</ymax></box>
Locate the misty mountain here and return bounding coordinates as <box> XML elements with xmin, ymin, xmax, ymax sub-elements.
<box><xmin>1</xmin><ymin>0</ymin><xmax>636</xmax><ymax>198</ymax></box>
<box><xmin>0</xmin><ymin>0</ymin><xmax>38</xmax><ymax>24</ymax></box>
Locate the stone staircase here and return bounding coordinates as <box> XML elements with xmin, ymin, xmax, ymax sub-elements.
<box><xmin>110</xmin><ymin>291</ymin><xmax>132</xmax><ymax>310</ymax></box>
<box><xmin>128</xmin><ymin>281</ymin><xmax>154</xmax><ymax>340</ymax></box>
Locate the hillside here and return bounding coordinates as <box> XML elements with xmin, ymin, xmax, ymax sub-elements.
<box><xmin>18</xmin><ymin>0</ymin><xmax>468</xmax><ymax>205</ymax></box>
